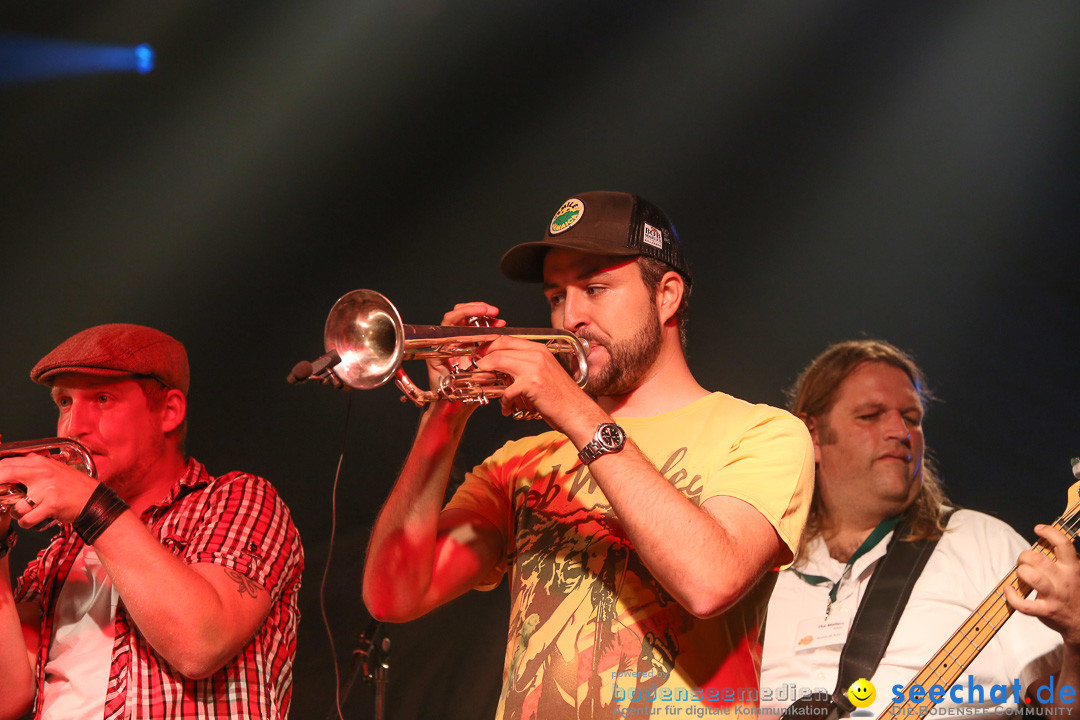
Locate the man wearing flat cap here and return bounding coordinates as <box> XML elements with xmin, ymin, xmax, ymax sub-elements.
<box><xmin>0</xmin><ymin>324</ymin><xmax>303</xmax><ymax>719</ymax></box>
<box><xmin>363</xmin><ymin>191</ymin><xmax>814</xmax><ymax>719</ymax></box>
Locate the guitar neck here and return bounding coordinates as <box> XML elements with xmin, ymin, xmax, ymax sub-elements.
<box><xmin>876</xmin><ymin>523</ymin><xmax>1064</xmax><ymax>720</ymax></box>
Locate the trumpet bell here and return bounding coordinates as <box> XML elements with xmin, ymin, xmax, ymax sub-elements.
<box><xmin>323</xmin><ymin>289</ymin><xmax>405</xmax><ymax>390</ymax></box>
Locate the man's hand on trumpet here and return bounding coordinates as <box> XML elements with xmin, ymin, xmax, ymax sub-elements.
<box><xmin>429</xmin><ymin>300</ymin><xmax>595</xmax><ymax>431</ymax></box>
<box><xmin>0</xmin><ymin>453</ymin><xmax>97</xmax><ymax>531</ymax></box>
<box><xmin>473</xmin><ymin>334</ymin><xmax>595</xmax><ymax>433</ymax></box>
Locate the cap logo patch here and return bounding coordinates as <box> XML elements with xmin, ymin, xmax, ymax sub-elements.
<box><xmin>643</xmin><ymin>222</ymin><xmax>664</xmax><ymax>249</ymax></box>
<box><xmin>550</xmin><ymin>198</ymin><xmax>584</xmax><ymax>235</ymax></box>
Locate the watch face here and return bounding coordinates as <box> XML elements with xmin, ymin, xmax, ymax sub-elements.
<box><xmin>598</xmin><ymin>423</ymin><xmax>625</xmax><ymax>450</ymax></box>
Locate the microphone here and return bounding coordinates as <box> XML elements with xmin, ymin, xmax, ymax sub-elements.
<box><xmin>286</xmin><ymin>360</ymin><xmax>313</xmax><ymax>385</ymax></box>
<box><xmin>286</xmin><ymin>350</ymin><xmax>341</xmax><ymax>385</ymax></box>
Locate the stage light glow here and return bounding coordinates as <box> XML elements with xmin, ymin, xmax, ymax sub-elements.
<box><xmin>0</xmin><ymin>32</ymin><xmax>155</xmax><ymax>85</ymax></box>
<box><xmin>135</xmin><ymin>44</ymin><xmax>155</xmax><ymax>74</ymax></box>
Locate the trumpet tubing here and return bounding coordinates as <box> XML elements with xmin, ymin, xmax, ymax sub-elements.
<box><xmin>320</xmin><ymin>289</ymin><xmax>590</xmax><ymax>408</ymax></box>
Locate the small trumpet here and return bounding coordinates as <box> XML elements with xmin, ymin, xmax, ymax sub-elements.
<box><xmin>0</xmin><ymin>438</ymin><xmax>98</xmax><ymax>509</ymax></box>
<box><xmin>288</xmin><ymin>289</ymin><xmax>590</xmax><ymax>410</ymax></box>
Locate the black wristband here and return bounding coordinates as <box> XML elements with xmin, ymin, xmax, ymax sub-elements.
<box><xmin>73</xmin><ymin>483</ymin><xmax>129</xmax><ymax>545</ymax></box>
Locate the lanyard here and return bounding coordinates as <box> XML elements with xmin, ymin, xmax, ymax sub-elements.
<box><xmin>792</xmin><ymin>515</ymin><xmax>900</xmax><ymax>618</ymax></box>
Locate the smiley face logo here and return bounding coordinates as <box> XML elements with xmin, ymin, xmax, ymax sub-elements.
<box><xmin>847</xmin><ymin>678</ymin><xmax>876</xmax><ymax>708</ymax></box>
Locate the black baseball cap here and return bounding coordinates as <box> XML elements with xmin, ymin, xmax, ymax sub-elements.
<box><xmin>500</xmin><ymin>191</ymin><xmax>692</xmax><ymax>289</ymax></box>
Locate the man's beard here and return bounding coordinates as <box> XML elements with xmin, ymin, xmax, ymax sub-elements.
<box><xmin>95</xmin><ymin>436</ymin><xmax>166</xmax><ymax>498</ymax></box>
<box><xmin>581</xmin><ymin>310</ymin><xmax>663</xmax><ymax>397</ymax></box>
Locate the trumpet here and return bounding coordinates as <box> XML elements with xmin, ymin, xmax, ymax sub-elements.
<box><xmin>0</xmin><ymin>438</ymin><xmax>98</xmax><ymax>509</ymax></box>
<box><xmin>288</xmin><ymin>289</ymin><xmax>590</xmax><ymax>410</ymax></box>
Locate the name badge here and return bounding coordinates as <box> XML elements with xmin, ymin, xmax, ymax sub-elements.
<box><xmin>794</xmin><ymin>611</ymin><xmax>851</xmax><ymax>651</ymax></box>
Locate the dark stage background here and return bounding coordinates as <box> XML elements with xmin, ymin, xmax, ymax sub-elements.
<box><xmin>2</xmin><ymin>2</ymin><xmax>1078</xmax><ymax>718</ymax></box>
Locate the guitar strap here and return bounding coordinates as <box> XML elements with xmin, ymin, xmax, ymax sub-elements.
<box><xmin>785</xmin><ymin>510</ymin><xmax>954</xmax><ymax>720</ymax></box>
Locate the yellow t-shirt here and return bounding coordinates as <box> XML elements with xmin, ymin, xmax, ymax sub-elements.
<box><xmin>446</xmin><ymin>392</ymin><xmax>814</xmax><ymax>720</ymax></box>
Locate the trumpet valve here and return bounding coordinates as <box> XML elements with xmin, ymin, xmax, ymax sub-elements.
<box><xmin>466</xmin><ymin>315</ymin><xmax>496</xmax><ymax>328</ymax></box>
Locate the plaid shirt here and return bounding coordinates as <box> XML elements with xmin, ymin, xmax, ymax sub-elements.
<box><xmin>15</xmin><ymin>458</ymin><xmax>304</xmax><ymax>719</ymax></box>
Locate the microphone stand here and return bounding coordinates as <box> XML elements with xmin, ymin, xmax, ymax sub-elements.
<box><xmin>328</xmin><ymin>619</ymin><xmax>390</xmax><ymax>720</ymax></box>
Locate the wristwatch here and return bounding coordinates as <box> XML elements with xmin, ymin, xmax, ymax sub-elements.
<box><xmin>577</xmin><ymin>422</ymin><xmax>627</xmax><ymax>465</ymax></box>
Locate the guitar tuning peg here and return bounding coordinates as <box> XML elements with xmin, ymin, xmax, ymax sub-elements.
<box><xmin>1071</xmin><ymin>457</ymin><xmax>1080</xmax><ymax>480</ymax></box>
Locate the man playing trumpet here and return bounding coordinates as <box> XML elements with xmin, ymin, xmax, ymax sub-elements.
<box><xmin>362</xmin><ymin>191</ymin><xmax>815</xmax><ymax>719</ymax></box>
<box><xmin>0</xmin><ymin>324</ymin><xmax>303</xmax><ymax>719</ymax></box>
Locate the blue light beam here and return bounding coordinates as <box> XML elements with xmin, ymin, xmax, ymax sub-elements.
<box><xmin>0</xmin><ymin>33</ymin><xmax>155</xmax><ymax>85</ymax></box>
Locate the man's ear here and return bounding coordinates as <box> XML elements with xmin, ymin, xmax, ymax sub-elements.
<box><xmin>803</xmin><ymin>414</ymin><xmax>823</xmax><ymax>465</ymax></box>
<box><xmin>656</xmin><ymin>271</ymin><xmax>684</xmax><ymax>327</ymax></box>
<box><xmin>161</xmin><ymin>389</ymin><xmax>187</xmax><ymax>434</ymax></box>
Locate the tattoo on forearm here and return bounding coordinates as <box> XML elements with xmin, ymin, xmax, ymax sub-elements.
<box><xmin>225</xmin><ymin>568</ymin><xmax>260</xmax><ymax>599</ymax></box>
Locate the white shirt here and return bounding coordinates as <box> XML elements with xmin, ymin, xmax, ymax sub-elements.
<box><xmin>761</xmin><ymin>509</ymin><xmax>1062</xmax><ymax>717</ymax></box>
<box><xmin>40</xmin><ymin>546</ymin><xmax>119</xmax><ymax>719</ymax></box>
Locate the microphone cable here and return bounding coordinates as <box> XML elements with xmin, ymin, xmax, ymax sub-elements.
<box><xmin>319</xmin><ymin>391</ymin><xmax>353</xmax><ymax>720</ymax></box>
